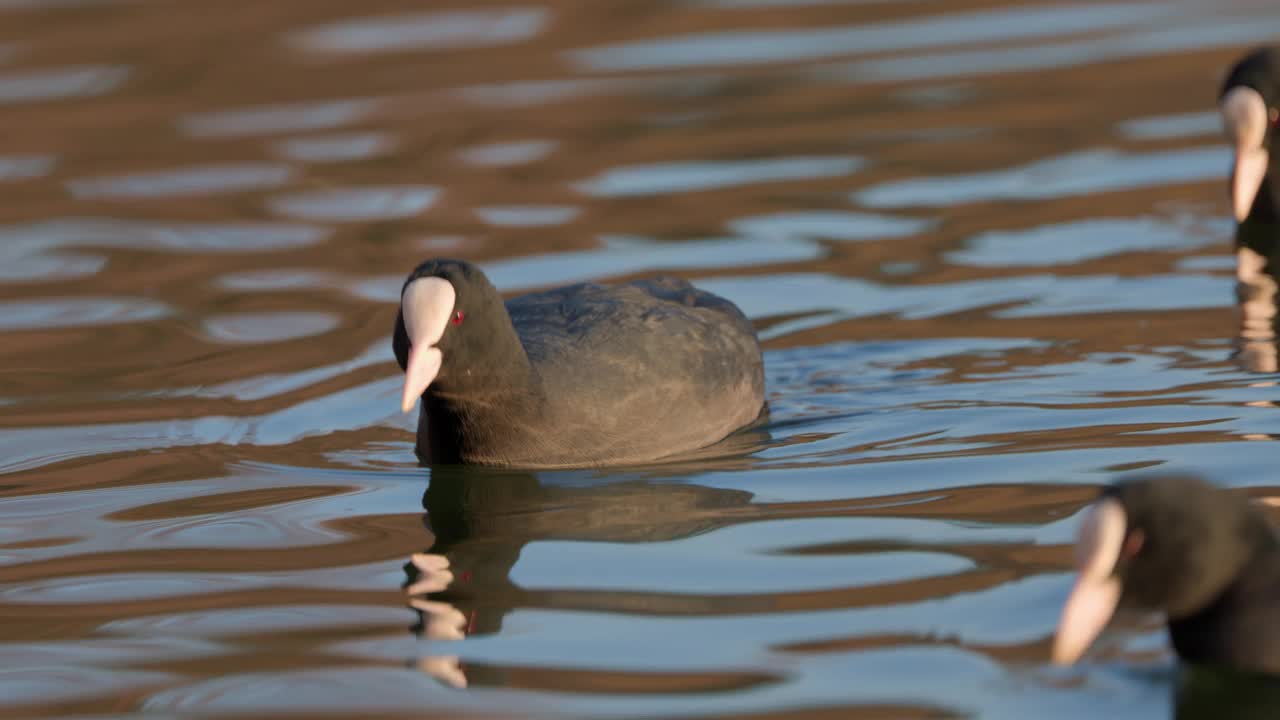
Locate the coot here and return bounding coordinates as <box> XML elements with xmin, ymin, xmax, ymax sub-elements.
<box><xmin>1053</xmin><ymin>475</ymin><xmax>1280</xmax><ymax>673</ymax></box>
<box><xmin>392</xmin><ymin>258</ymin><xmax>766</xmax><ymax>467</ymax></box>
<box><xmin>1221</xmin><ymin>47</ymin><xmax>1280</xmax><ymax>225</ymax></box>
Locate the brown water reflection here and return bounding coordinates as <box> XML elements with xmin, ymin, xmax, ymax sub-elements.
<box><xmin>4</xmin><ymin>0</ymin><xmax>1280</xmax><ymax>717</ymax></box>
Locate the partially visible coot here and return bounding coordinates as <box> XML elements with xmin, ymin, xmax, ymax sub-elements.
<box><xmin>1220</xmin><ymin>47</ymin><xmax>1280</xmax><ymax>226</ymax></box>
<box><xmin>392</xmin><ymin>258</ymin><xmax>766</xmax><ymax>468</ymax></box>
<box><xmin>1053</xmin><ymin>475</ymin><xmax>1280</xmax><ymax>674</ymax></box>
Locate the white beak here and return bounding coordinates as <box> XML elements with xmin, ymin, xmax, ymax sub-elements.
<box><xmin>400</xmin><ymin>277</ymin><xmax>456</xmax><ymax>413</ymax></box>
<box><xmin>1052</xmin><ymin>499</ymin><xmax>1127</xmax><ymax>665</ymax></box>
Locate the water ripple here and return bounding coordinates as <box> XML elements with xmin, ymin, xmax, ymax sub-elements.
<box><xmin>0</xmin><ymin>219</ymin><xmax>326</xmax><ymax>284</ymax></box>
<box><xmin>180</xmin><ymin>99</ymin><xmax>380</xmax><ymax>138</ymax></box>
<box><xmin>0</xmin><ymin>0</ymin><xmax>120</xmax><ymax>7</ymax></box>
<box><xmin>268</xmin><ymin>186</ymin><xmax>439</xmax><ymax>221</ymax></box>
<box><xmin>0</xmin><ymin>64</ymin><xmax>129</xmax><ymax>104</ymax></box>
<box><xmin>457</xmin><ymin>139</ymin><xmax>557</xmax><ymax>167</ymax></box>
<box><xmin>0</xmin><ymin>218</ymin><xmax>329</xmax><ymax>255</ymax></box>
<box><xmin>142</xmin><ymin>668</ymin><xmax>498</xmax><ymax>715</ymax></box>
<box><xmin>454</xmin><ymin>575</ymin><xmax>1071</xmax><ymax>667</ymax></box>
<box><xmin>0</xmin><ymin>154</ymin><xmax>53</xmax><ymax>181</ymax></box>
<box><xmin>273</xmin><ymin>131</ymin><xmax>397</xmax><ymax>163</ymax></box>
<box><xmin>0</xmin><ymin>666</ymin><xmax>175</xmax><ymax>707</ymax></box>
<box><xmin>331</xmin><ymin>230</ymin><xmax>828</xmax><ymax>301</ymax></box>
<box><xmin>0</xmin><ymin>253</ymin><xmax>105</xmax><ymax>283</ymax></box>
<box><xmin>457</xmin><ymin>77</ymin><xmax>662</xmax><ymax>107</ymax></box>
<box><xmin>830</xmin><ymin>10</ymin><xmax>1280</xmax><ymax>82</ymax></box>
<box><xmin>854</xmin><ymin>146</ymin><xmax>1229</xmax><ymax>208</ymax></box>
<box><xmin>1118</xmin><ymin>110</ymin><xmax>1222</xmax><ymax>141</ymax></box>
<box><xmin>702</xmin><ymin>0</ymin><xmax>880</xmax><ymax>6</ymax></box>
<box><xmin>0</xmin><ymin>377</ymin><xmax>403</xmax><ymax>474</ymax></box>
<box><xmin>102</xmin><ymin>605</ymin><xmax>411</xmax><ymax>637</ymax></box>
<box><xmin>216</xmin><ymin>269</ymin><xmax>337</xmax><ymax>292</ymax></box>
<box><xmin>203</xmin><ymin>312</ymin><xmax>340</xmax><ymax>344</ymax></box>
<box><xmin>0</xmin><ymin>562</ymin><xmax>399</xmax><ymax>603</ymax></box>
<box><xmin>729</xmin><ymin>210</ymin><xmax>932</xmax><ymax>241</ymax></box>
<box><xmin>0</xmin><ymin>297</ymin><xmax>170</xmax><ymax>331</ymax></box>
<box><xmin>570</xmin><ymin>4</ymin><xmax>1165</xmax><ymax>71</ymax></box>
<box><xmin>515</xmin><ymin>540</ymin><xmax>972</xmax><ymax>594</ymax></box>
<box><xmin>68</xmin><ymin>164</ymin><xmax>295</xmax><ymax>199</ymax></box>
<box><xmin>291</xmin><ymin>8</ymin><xmax>549</xmax><ymax>53</ymax></box>
<box><xmin>474</xmin><ymin>205</ymin><xmax>580</xmax><ymax>227</ymax></box>
<box><xmin>949</xmin><ymin>217</ymin><xmax>1230</xmax><ymax>267</ymax></box>
<box><xmin>699</xmin><ymin>271</ymin><xmax>1230</xmax><ymax>339</ymax></box>
<box><xmin>180</xmin><ymin>338</ymin><xmax>389</xmax><ymax>402</ymax></box>
<box><xmin>482</xmin><ymin>235</ymin><xmax>824</xmax><ymax>292</ymax></box>
<box><xmin>0</xmin><ymin>472</ymin><xmax>417</xmax><ymax>554</ymax></box>
<box><xmin>577</xmin><ymin>156</ymin><xmax>863</xmax><ymax>197</ymax></box>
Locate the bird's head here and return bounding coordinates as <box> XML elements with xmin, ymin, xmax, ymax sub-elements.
<box><xmin>1221</xmin><ymin>48</ymin><xmax>1280</xmax><ymax>222</ymax></box>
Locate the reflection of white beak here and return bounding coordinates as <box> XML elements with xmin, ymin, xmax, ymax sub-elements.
<box><xmin>1052</xmin><ymin>499</ymin><xmax>1127</xmax><ymax>665</ymax></box>
<box><xmin>406</xmin><ymin>552</ymin><xmax>455</xmax><ymax>595</ymax></box>
<box><xmin>406</xmin><ymin>552</ymin><xmax>469</xmax><ymax>689</ymax></box>
<box><xmin>1221</xmin><ymin>86</ymin><xmax>1270</xmax><ymax>223</ymax></box>
<box><xmin>412</xmin><ymin>594</ymin><xmax>469</xmax><ymax>688</ymax></box>
<box><xmin>400</xmin><ymin>277</ymin><xmax>456</xmax><ymax>413</ymax></box>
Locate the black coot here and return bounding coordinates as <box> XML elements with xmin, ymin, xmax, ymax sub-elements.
<box><xmin>392</xmin><ymin>259</ymin><xmax>766</xmax><ymax>468</ymax></box>
<box><xmin>1221</xmin><ymin>47</ymin><xmax>1280</xmax><ymax>226</ymax></box>
<box><xmin>1053</xmin><ymin>475</ymin><xmax>1280</xmax><ymax>674</ymax></box>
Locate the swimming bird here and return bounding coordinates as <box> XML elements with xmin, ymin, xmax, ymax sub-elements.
<box><xmin>1052</xmin><ymin>475</ymin><xmax>1280</xmax><ymax>673</ymax></box>
<box><xmin>391</xmin><ymin>258</ymin><xmax>766</xmax><ymax>467</ymax></box>
<box><xmin>1221</xmin><ymin>47</ymin><xmax>1280</xmax><ymax>225</ymax></box>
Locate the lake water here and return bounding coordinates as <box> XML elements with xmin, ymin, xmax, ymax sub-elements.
<box><xmin>2</xmin><ymin>0</ymin><xmax>1279</xmax><ymax>717</ymax></box>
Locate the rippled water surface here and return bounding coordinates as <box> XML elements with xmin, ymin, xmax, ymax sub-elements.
<box><xmin>4</xmin><ymin>1</ymin><xmax>1280</xmax><ymax>717</ymax></box>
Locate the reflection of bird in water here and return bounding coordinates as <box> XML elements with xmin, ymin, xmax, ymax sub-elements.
<box><xmin>1221</xmin><ymin>48</ymin><xmax>1280</xmax><ymax>372</ymax></box>
<box><xmin>1053</xmin><ymin>475</ymin><xmax>1280</xmax><ymax>676</ymax></box>
<box><xmin>1234</xmin><ymin>244</ymin><xmax>1279</xmax><ymax>373</ymax></box>
<box><xmin>401</xmin><ymin>452</ymin><xmax>761</xmax><ymax>689</ymax></box>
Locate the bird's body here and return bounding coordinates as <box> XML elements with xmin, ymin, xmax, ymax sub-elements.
<box><xmin>1168</xmin><ymin>535</ymin><xmax>1280</xmax><ymax>672</ymax></box>
<box><xmin>393</xmin><ymin>260</ymin><xmax>765</xmax><ymax>468</ymax></box>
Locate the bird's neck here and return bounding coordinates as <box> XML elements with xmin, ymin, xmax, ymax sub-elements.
<box><xmin>417</xmin><ymin>314</ymin><xmax>542</xmax><ymax>465</ymax></box>
<box><xmin>417</xmin><ymin>385</ymin><xmax>543</xmax><ymax>466</ymax></box>
<box><xmin>1244</xmin><ymin>172</ymin><xmax>1280</xmax><ymax>226</ymax></box>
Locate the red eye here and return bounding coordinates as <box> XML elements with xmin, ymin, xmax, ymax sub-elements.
<box><xmin>452</xmin><ymin>310</ymin><xmax>465</xmax><ymax>325</ymax></box>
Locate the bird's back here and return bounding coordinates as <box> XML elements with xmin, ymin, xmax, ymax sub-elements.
<box><xmin>497</xmin><ymin>276</ymin><xmax>765</xmax><ymax>466</ymax></box>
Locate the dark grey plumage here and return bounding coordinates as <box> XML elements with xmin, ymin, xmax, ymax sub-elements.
<box><xmin>393</xmin><ymin>259</ymin><xmax>766</xmax><ymax>468</ymax></box>
<box><xmin>1065</xmin><ymin>476</ymin><xmax>1280</xmax><ymax>674</ymax></box>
